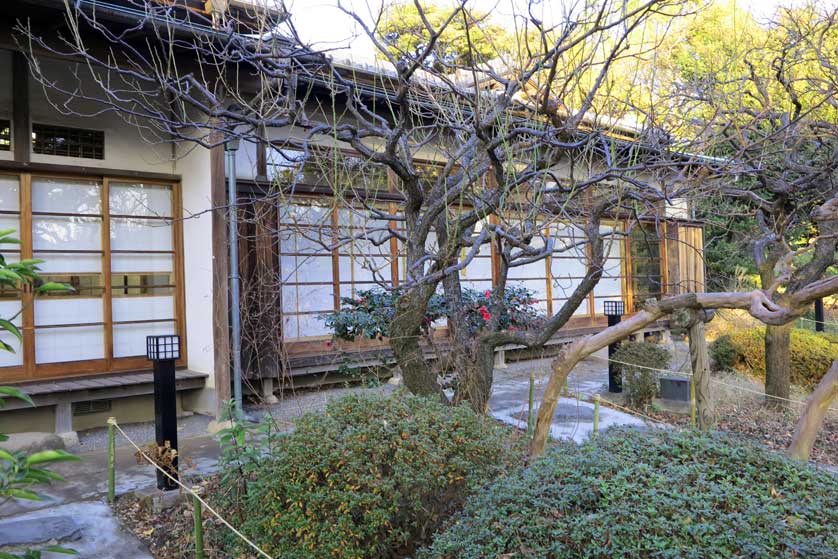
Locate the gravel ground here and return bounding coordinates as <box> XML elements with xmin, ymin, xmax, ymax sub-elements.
<box><xmin>73</xmin><ymin>412</ymin><xmax>214</xmax><ymax>453</ymax></box>
<box><xmin>71</xmin><ymin>381</ymin><xmax>395</xmax><ymax>453</ymax></box>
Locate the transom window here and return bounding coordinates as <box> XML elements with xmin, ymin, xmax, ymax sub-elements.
<box><xmin>0</xmin><ymin>120</ymin><xmax>9</xmax><ymax>151</ymax></box>
<box><xmin>32</xmin><ymin>123</ymin><xmax>105</xmax><ymax>160</ymax></box>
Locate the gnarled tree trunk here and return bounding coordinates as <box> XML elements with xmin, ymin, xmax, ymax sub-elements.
<box><xmin>764</xmin><ymin>322</ymin><xmax>792</xmax><ymax>408</ymax></box>
<box><xmin>390</xmin><ymin>286</ymin><xmax>448</xmax><ymax>402</ymax></box>
<box><xmin>788</xmin><ymin>359</ymin><xmax>838</xmax><ymax>461</ymax></box>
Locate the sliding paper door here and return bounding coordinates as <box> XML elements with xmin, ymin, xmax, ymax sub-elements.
<box><xmin>31</xmin><ymin>177</ymin><xmax>106</xmax><ymax>366</ymax></box>
<box><xmin>109</xmin><ymin>181</ymin><xmax>178</xmax><ymax>362</ymax></box>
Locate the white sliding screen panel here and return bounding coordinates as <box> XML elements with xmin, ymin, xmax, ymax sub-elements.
<box><xmin>109</xmin><ymin>182</ymin><xmax>177</xmax><ymax>358</ymax></box>
<box><xmin>0</xmin><ymin>175</ymin><xmax>22</xmax><ymax>368</ymax></box>
<box><xmin>32</xmin><ymin>177</ymin><xmax>105</xmax><ymax>364</ymax></box>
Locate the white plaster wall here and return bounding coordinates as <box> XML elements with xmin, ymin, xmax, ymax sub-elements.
<box><xmin>28</xmin><ymin>57</ymin><xmax>174</xmax><ymax>173</ymax></box>
<box><xmin>174</xmin><ymin>144</ymin><xmax>216</xmax><ymax>388</ymax></box>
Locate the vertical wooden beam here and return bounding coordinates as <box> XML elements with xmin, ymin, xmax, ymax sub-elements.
<box><xmin>12</xmin><ymin>52</ymin><xmax>30</xmax><ymax>164</ymax></box>
<box><xmin>624</xmin><ymin>223</ymin><xmax>634</xmax><ymax>312</ymax></box>
<box><xmin>210</xmin><ymin>143</ymin><xmax>231</xmax><ymax>419</ymax></box>
<box><xmin>101</xmin><ymin>178</ymin><xmax>113</xmax><ymax>370</ymax></box>
<box><xmin>173</xmin><ymin>181</ymin><xmax>188</xmax><ymax>367</ymax></box>
<box><xmin>256</xmin><ymin>127</ymin><xmax>268</xmax><ymax>179</ymax></box>
<box><xmin>20</xmin><ymin>173</ymin><xmax>35</xmax><ymax>378</ymax></box>
<box><xmin>544</xmin><ymin>224</ymin><xmax>553</xmax><ymax>317</ymax></box>
<box><xmin>387</xmin><ymin>170</ymin><xmax>399</xmax><ymax>286</ymax></box>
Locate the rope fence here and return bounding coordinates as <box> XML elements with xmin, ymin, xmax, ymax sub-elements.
<box><xmin>106</xmin><ymin>418</ymin><xmax>277</xmax><ymax>559</ymax></box>
<box><xmin>601</xmin><ymin>357</ymin><xmax>838</xmax><ymax>413</ymax></box>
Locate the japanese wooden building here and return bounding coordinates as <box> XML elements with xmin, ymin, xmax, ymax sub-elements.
<box><xmin>0</xmin><ymin>0</ymin><xmax>705</xmax><ymax>438</ymax></box>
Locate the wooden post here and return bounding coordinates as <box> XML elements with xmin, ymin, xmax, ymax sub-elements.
<box><xmin>689</xmin><ymin>376</ymin><xmax>697</xmax><ymax>428</ymax></box>
<box><xmin>527</xmin><ymin>373</ymin><xmax>535</xmax><ymax>438</ymax></box>
<box><xmin>193</xmin><ymin>490</ymin><xmax>205</xmax><ymax>559</ymax></box>
<box><xmin>107</xmin><ymin>417</ymin><xmax>116</xmax><ymax>505</ymax></box>
<box><xmin>687</xmin><ymin>315</ymin><xmax>714</xmax><ymax>430</ymax></box>
<box><xmin>593</xmin><ymin>394</ymin><xmax>600</xmax><ymax>438</ymax></box>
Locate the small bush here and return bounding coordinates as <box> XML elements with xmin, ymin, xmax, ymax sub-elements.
<box><xmin>709</xmin><ymin>333</ymin><xmax>738</xmax><ymax>372</ymax></box>
<box><xmin>320</xmin><ymin>285</ymin><xmax>544</xmax><ymax>341</ymax></box>
<box><xmin>713</xmin><ymin>327</ymin><xmax>838</xmax><ymax>387</ymax></box>
<box><xmin>421</xmin><ymin>428</ymin><xmax>838</xmax><ymax>559</ymax></box>
<box><xmin>221</xmin><ymin>393</ymin><xmax>522</xmax><ymax>559</ymax></box>
<box><xmin>612</xmin><ymin>341</ymin><xmax>671</xmax><ymax>409</ymax></box>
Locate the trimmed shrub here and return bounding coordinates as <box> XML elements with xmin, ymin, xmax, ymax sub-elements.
<box><xmin>320</xmin><ymin>285</ymin><xmax>544</xmax><ymax>341</ymax></box>
<box><xmin>711</xmin><ymin>327</ymin><xmax>838</xmax><ymax>387</ymax></box>
<box><xmin>612</xmin><ymin>341</ymin><xmax>671</xmax><ymax>409</ymax></box>
<box><xmin>222</xmin><ymin>393</ymin><xmax>522</xmax><ymax>559</ymax></box>
<box><xmin>421</xmin><ymin>428</ymin><xmax>838</xmax><ymax>559</ymax></box>
<box><xmin>709</xmin><ymin>333</ymin><xmax>737</xmax><ymax>372</ymax></box>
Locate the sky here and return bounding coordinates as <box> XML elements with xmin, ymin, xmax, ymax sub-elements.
<box><xmin>284</xmin><ymin>0</ymin><xmax>822</xmax><ymax>63</ymax></box>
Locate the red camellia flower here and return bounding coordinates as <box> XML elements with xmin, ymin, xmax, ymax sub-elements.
<box><xmin>478</xmin><ymin>305</ymin><xmax>491</xmax><ymax>321</ymax></box>
<box><xmin>484</xmin><ymin>289</ymin><xmax>492</xmax><ymax>297</ymax></box>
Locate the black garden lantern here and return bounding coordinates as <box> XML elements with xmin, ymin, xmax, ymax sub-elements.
<box><xmin>146</xmin><ymin>334</ymin><xmax>180</xmax><ymax>491</ymax></box>
<box><xmin>603</xmin><ymin>300</ymin><xmax>625</xmax><ymax>393</ymax></box>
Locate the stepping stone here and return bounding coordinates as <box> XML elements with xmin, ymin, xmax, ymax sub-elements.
<box><xmin>0</xmin><ymin>515</ymin><xmax>82</xmax><ymax>547</ymax></box>
<box><xmin>552</xmin><ymin>403</ymin><xmax>595</xmax><ymax>422</ymax></box>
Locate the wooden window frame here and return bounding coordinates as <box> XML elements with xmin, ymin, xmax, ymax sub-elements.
<box><xmin>0</xmin><ymin>171</ymin><xmax>186</xmax><ymax>382</ymax></box>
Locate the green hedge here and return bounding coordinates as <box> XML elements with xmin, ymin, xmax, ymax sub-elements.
<box><xmin>709</xmin><ymin>327</ymin><xmax>838</xmax><ymax>387</ymax></box>
<box><xmin>225</xmin><ymin>393</ymin><xmax>522</xmax><ymax>559</ymax></box>
<box><xmin>421</xmin><ymin>428</ymin><xmax>838</xmax><ymax>559</ymax></box>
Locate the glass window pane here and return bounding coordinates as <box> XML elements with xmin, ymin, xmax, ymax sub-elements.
<box><xmin>112</xmin><ymin>295</ymin><xmax>174</xmax><ymax>322</ymax></box>
<box><xmin>110</xmin><ymin>217</ymin><xmax>173</xmax><ymax>251</ymax></box>
<box><xmin>33</xmin><ymin>216</ymin><xmax>102</xmax><ymax>251</ymax></box>
<box><xmin>32</xmin><ymin>178</ymin><xmax>101</xmax><ymax>214</ymax></box>
<box><xmin>34</xmin><ymin>297</ymin><xmax>103</xmax><ymax>326</ymax></box>
<box><xmin>111</xmin><ymin>254</ymin><xmax>173</xmax><ymax>273</ymax></box>
<box><xmin>113</xmin><ymin>321</ymin><xmax>174</xmax><ymax>358</ymax></box>
<box><xmin>35</xmin><ymin>253</ymin><xmax>101</xmax><ymax>274</ymax></box>
<box><xmin>0</xmin><ymin>175</ymin><xmax>20</xmax><ymax>212</ymax></box>
<box><xmin>36</xmin><ymin>325</ymin><xmax>104</xmax><ymax>363</ymax></box>
<box><xmin>109</xmin><ymin>183</ymin><xmax>172</xmax><ymax>217</ymax></box>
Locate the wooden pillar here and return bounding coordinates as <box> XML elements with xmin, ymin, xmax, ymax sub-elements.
<box><xmin>210</xmin><ymin>143</ymin><xmax>231</xmax><ymax>420</ymax></box>
<box><xmin>688</xmin><ymin>311</ymin><xmax>714</xmax><ymax>430</ymax></box>
<box><xmin>12</xmin><ymin>52</ymin><xmax>30</xmax><ymax>163</ymax></box>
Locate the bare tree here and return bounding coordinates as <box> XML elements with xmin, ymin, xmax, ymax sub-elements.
<box><xmin>20</xmin><ymin>1</ymin><xmax>838</xmax><ymax>459</ymax></box>
<box><xmin>18</xmin><ymin>0</ymin><xmax>704</xmax><ymax>411</ymax></box>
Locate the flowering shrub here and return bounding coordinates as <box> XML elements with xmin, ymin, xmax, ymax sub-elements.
<box><xmin>320</xmin><ymin>285</ymin><xmax>545</xmax><ymax>341</ymax></box>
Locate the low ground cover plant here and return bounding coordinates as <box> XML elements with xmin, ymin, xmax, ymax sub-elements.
<box><xmin>709</xmin><ymin>327</ymin><xmax>838</xmax><ymax>386</ymax></box>
<box><xmin>215</xmin><ymin>393</ymin><xmax>523</xmax><ymax>559</ymax></box>
<box><xmin>421</xmin><ymin>427</ymin><xmax>838</xmax><ymax>559</ymax></box>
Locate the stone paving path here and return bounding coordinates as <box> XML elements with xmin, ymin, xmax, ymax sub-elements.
<box><xmin>489</xmin><ymin>348</ymin><xmax>652</xmax><ymax>442</ymax></box>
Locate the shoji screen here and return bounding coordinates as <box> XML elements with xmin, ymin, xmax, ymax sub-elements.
<box><xmin>550</xmin><ymin>222</ymin><xmax>592</xmax><ymax>316</ymax></box>
<box><xmin>592</xmin><ymin>223</ymin><xmax>625</xmax><ymax>314</ymax></box>
<box><xmin>0</xmin><ymin>175</ymin><xmax>22</xmax><ymax>367</ymax></box>
<box><xmin>109</xmin><ymin>182</ymin><xmax>177</xmax><ymax>358</ymax></box>
<box><xmin>278</xmin><ymin>201</ymin><xmax>336</xmax><ymax>339</ymax></box>
<box><xmin>32</xmin><ymin>177</ymin><xmax>105</xmax><ymax>364</ymax></box>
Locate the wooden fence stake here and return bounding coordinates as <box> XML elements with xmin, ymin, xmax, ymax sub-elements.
<box><xmin>193</xmin><ymin>489</ymin><xmax>205</xmax><ymax>559</ymax></box>
<box><xmin>527</xmin><ymin>373</ymin><xmax>535</xmax><ymax>438</ymax></box>
<box><xmin>690</xmin><ymin>377</ymin><xmax>697</xmax><ymax>428</ymax></box>
<box><xmin>107</xmin><ymin>417</ymin><xmax>116</xmax><ymax>505</ymax></box>
<box><xmin>593</xmin><ymin>394</ymin><xmax>600</xmax><ymax>438</ymax></box>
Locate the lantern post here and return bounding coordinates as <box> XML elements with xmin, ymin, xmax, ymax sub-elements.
<box><xmin>146</xmin><ymin>334</ymin><xmax>181</xmax><ymax>491</ymax></box>
<box><xmin>603</xmin><ymin>300</ymin><xmax>625</xmax><ymax>393</ymax></box>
